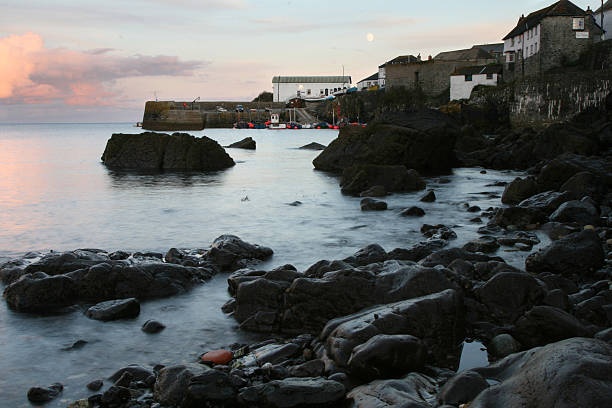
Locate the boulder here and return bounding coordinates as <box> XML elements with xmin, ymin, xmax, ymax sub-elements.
<box><xmin>341</xmin><ymin>244</ymin><xmax>388</xmax><ymax>267</ymax></box>
<box><xmin>387</xmin><ymin>240</ymin><xmax>447</xmax><ymax>262</ymax></box>
<box><xmin>299</xmin><ymin>142</ymin><xmax>326</xmax><ymax>150</ymax></box>
<box><xmin>501</xmin><ymin>177</ymin><xmax>539</xmax><ymax>205</ymax></box>
<box><xmin>518</xmin><ymin>190</ymin><xmax>575</xmax><ymax>214</ymax></box>
<box><xmin>463</xmin><ymin>236</ymin><xmax>500</xmax><ymax>253</ymax></box>
<box><xmin>471</xmin><ymin>338</ymin><xmax>612</xmax><ymax>408</ymax></box>
<box><xmin>347</xmin><ymin>334</ymin><xmax>426</xmax><ymax>380</ymax></box>
<box><xmin>560</xmin><ymin>171</ymin><xmax>606</xmax><ymax>200</ymax></box>
<box><xmin>537</xmin><ymin>153</ymin><xmax>612</xmax><ymax>192</ymax></box>
<box><xmin>154</xmin><ymin>364</ymin><xmax>208</xmax><ymax>406</ymax></box>
<box><xmin>85</xmin><ymin>298</ymin><xmax>140</xmax><ymax>321</ymax></box>
<box><xmin>184</xmin><ymin>370</ymin><xmax>237</xmax><ymax>405</ymax></box>
<box><xmin>142</xmin><ymin>319</ymin><xmax>166</xmax><ymax>333</ymax></box>
<box><xmin>110</xmin><ymin>365</ymin><xmax>154</xmax><ymax>383</ymax></box>
<box><xmin>549</xmin><ymin>200</ymin><xmax>600</xmax><ymax>226</ymax></box>
<box><xmin>227</xmin><ymin>136</ymin><xmax>256</xmax><ymax>150</ymax></box>
<box><xmin>494</xmin><ymin>206</ymin><xmax>547</xmax><ymax>229</ymax></box>
<box><xmin>239</xmin><ymin>377</ymin><xmax>345</xmax><ymax>408</ymax></box>
<box><xmin>86</xmin><ymin>380</ymin><xmax>104</xmax><ymax>391</ymax></box>
<box><xmin>101</xmin><ymin>132</ymin><xmax>235</xmax><ymax>171</ymax></box>
<box><xmin>3</xmin><ymin>273</ymin><xmax>77</xmax><ymax>312</ymax></box>
<box><xmin>420</xmin><ymin>224</ymin><xmax>457</xmax><ymax>240</ymax></box>
<box><xmin>347</xmin><ymin>373</ymin><xmax>437</xmax><ymax>408</ymax></box>
<box><xmin>420</xmin><ymin>190</ymin><xmax>436</xmax><ymax>202</ymax></box>
<box><xmin>287</xmin><ymin>360</ymin><xmax>326</xmax><ymax>378</ymax></box>
<box><xmin>525</xmin><ymin>229</ymin><xmax>604</xmax><ymax>276</ymax></box>
<box><xmin>488</xmin><ymin>333</ymin><xmax>521</xmax><ymax>358</ymax></box>
<box><xmin>27</xmin><ymin>383</ymin><xmax>63</xmax><ymax>403</ymax></box>
<box><xmin>420</xmin><ymin>248</ymin><xmax>501</xmax><ymax>268</ymax></box>
<box><xmin>437</xmin><ymin>370</ymin><xmax>489</xmax><ymax>407</ymax></box>
<box><xmin>400</xmin><ymin>206</ymin><xmax>425</xmax><ymax>217</ymax></box>
<box><xmin>205</xmin><ymin>234</ymin><xmax>273</xmax><ymax>271</ymax></box>
<box><xmin>341</xmin><ymin>165</ymin><xmax>425</xmax><ymax>196</ymax></box>
<box><xmin>360</xmin><ymin>198</ymin><xmax>388</xmax><ymax>211</ymax></box>
<box><xmin>359</xmin><ymin>185</ymin><xmax>387</xmax><ymax>197</ymax></box>
<box><xmin>512</xmin><ymin>306</ymin><xmax>591</xmax><ymax>348</ymax></box>
<box><xmin>322</xmin><ymin>289</ymin><xmax>464</xmax><ymax>368</ymax></box>
<box><xmin>313</xmin><ymin>109</ymin><xmax>459</xmax><ymax>174</ymax></box>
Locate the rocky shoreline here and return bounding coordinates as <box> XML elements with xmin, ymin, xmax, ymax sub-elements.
<box><xmin>2</xmin><ymin>100</ymin><xmax>612</xmax><ymax>407</ymax></box>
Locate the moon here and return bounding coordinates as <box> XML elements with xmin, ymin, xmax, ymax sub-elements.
<box><xmin>366</xmin><ymin>33</ymin><xmax>374</xmax><ymax>42</ymax></box>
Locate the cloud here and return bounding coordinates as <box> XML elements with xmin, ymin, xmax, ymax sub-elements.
<box><xmin>145</xmin><ymin>0</ymin><xmax>248</xmax><ymax>9</ymax></box>
<box><xmin>0</xmin><ymin>33</ymin><xmax>205</xmax><ymax>107</ymax></box>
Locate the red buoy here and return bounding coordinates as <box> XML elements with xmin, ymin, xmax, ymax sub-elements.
<box><xmin>201</xmin><ymin>349</ymin><xmax>233</xmax><ymax>365</ymax></box>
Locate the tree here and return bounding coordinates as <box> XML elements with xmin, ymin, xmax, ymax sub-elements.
<box><xmin>252</xmin><ymin>91</ymin><xmax>273</xmax><ymax>102</ymax></box>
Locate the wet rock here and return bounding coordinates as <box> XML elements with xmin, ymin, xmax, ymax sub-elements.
<box><xmin>255</xmin><ymin>343</ymin><xmax>300</xmax><ymax>365</ymax></box>
<box><xmin>494</xmin><ymin>206</ymin><xmax>547</xmax><ymax>229</ymax></box>
<box><xmin>85</xmin><ymin>298</ymin><xmax>140</xmax><ymax>321</ymax></box>
<box><xmin>488</xmin><ymin>333</ymin><xmax>521</xmax><ymax>358</ymax></box>
<box><xmin>536</xmin><ymin>153</ymin><xmax>612</xmax><ymax>192</ymax></box>
<box><xmin>595</xmin><ymin>327</ymin><xmax>612</xmax><ymax>343</ymax></box>
<box><xmin>360</xmin><ymin>198</ymin><xmax>388</xmax><ymax>211</ymax></box>
<box><xmin>437</xmin><ymin>370</ymin><xmax>489</xmax><ymax>406</ymax></box>
<box><xmin>227</xmin><ymin>136</ymin><xmax>256</xmax><ymax>150</ymax></box>
<box><xmin>343</xmin><ymin>244</ymin><xmax>388</xmax><ymax>267</ymax></box>
<box><xmin>550</xmin><ymin>200</ymin><xmax>600</xmax><ymax>226</ymax></box>
<box><xmin>526</xmin><ymin>229</ymin><xmax>605</xmax><ymax>276</ymax></box>
<box><xmin>400</xmin><ymin>206</ymin><xmax>425</xmax><ymax>217</ymax></box>
<box><xmin>475</xmin><ymin>272</ymin><xmax>547</xmax><ymax>323</ymax></box>
<box><xmin>62</xmin><ymin>339</ymin><xmax>88</xmax><ymax>351</ymax></box>
<box><xmin>467</xmin><ymin>205</ymin><xmax>481</xmax><ymax>212</ymax></box>
<box><xmin>513</xmin><ymin>305</ymin><xmax>591</xmax><ymax>348</ymax></box>
<box><xmin>100</xmin><ymin>386</ymin><xmax>131</xmax><ymax>407</ymax></box>
<box><xmin>387</xmin><ymin>240</ymin><xmax>447</xmax><ymax>262</ymax></box>
<box><xmin>463</xmin><ymin>236</ymin><xmax>500</xmax><ymax>253</ymax></box>
<box><xmin>154</xmin><ymin>364</ymin><xmax>207</xmax><ymax>406</ymax></box>
<box><xmin>347</xmin><ymin>372</ymin><xmax>438</xmax><ymax>408</ymax></box>
<box><xmin>142</xmin><ymin>319</ymin><xmax>166</xmax><ymax>334</ymax></box>
<box><xmin>471</xmin><ymin>338</ymin><xmax>612</xmax><ymax>408</ymax></box>
<box><xmin>110</xmin><ymin>365</ymin><xmax>154</xmax><ymax>383</ymax></box>
<box><xmin>287</xmin><ymin>359</ymin><xmax>325</xmax><ymax>378</ymax></box>
<box><xmin>322</xmin><ymin>289</ymin><xmax>464</xmax><ymax>368</ymax></box>
<box><xmin>102</xmin><ymin>132</ymin><xmax>235</xmax><ymax>171</ymax></box>
<box><xmin>113</xmin><ymin>371</ymin><xmax>133</xmax><ymax>388</ymax></box>
<box><xmin>87</xmin><ymin>380</ymin><xmax>103</xmax><ymax>391</ymax></box>
<box><xmin>560</xmin><ymin>171</ymin><xmax>606</xmax><ymax>200</ymax></box>
<box><xmin>287</xmin><ymin>200</ymin><xmax>302</xmax><ymax>206</ymax></box>
<box><xmin>421</xmin><ymin>224</ymin><xmax>457</xmax><ymax>240</ymax></box>
<box><xmin>420</xmin><ymin>248</ymin><xmax>501</xmax><ymax>268</ymax></box>
<box><xmin>359</xmin><ymin>185</ymin><xmax>387</xmax><ymax>197</ymax></box>
<box><xmin>542</xmin><ymin>288</ymin><xmax>570</xmax><ymax>310</ymax></box>
<box><xmin>109</xmin><ymin>250</ymin><xmax>130</xmax><ymax>260</ymax></box>
<box><xmin>501</xmin><ymin>177</ymin><xmax>539</xmax><ymax>205</ymax></box>
<box><xmin>518</xmin><ymin>190</ymin><xmax>575</xmax><ymax>214</ymax></box>
<box><xmin>420</xmin><ymin>190</ymin><xmax>436</xmax><ymax>202</ymax></box>
<box><xmin>347</xmin><ymin>334</ymin><xmax>426</xmax><ymax>380</ymax></box>
<box><xmin>205</xmin><ymin>234</ymin><xmax>273</xmax><ymax>271</ymax></box>
<box><xmin>341</xmin><ymin>165</ymin><xmax>425</xmax><ymax>196</ymax></box>
<box><xmin>540</xmin><ymin>222</ymin><xmax>580</xmax><ymax>240</ymax></box>
<box><xmin>239</xmin><ymin>377</ymin><xmax>345</xmax><ymax>408</ymax></box>
<box><xmin>3</xmin><ymin>273</ymin><xmax>77</xmax><ymax>312</ymax></box>
<box><xmin>299</xmin><ymin>142</ymin><xmax>326</xmax><ymax>150</ymax></box>
<box><xmin>27</xmin><ymin>383</ymin><xmax>63</xmax><ymax>403</ymax></box>
<box><xmin>184</xmin><ymin>370</ymin><xmax>237</xmax><ymax>405</ymax></box>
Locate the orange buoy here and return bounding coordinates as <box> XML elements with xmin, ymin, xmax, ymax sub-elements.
<box><xmin>201</xmin><ymin>349</ymin><xmax>233</xmax><ymax>365</ymax></box>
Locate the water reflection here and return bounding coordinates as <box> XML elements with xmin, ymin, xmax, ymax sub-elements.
<box><xmin>105</xmin><ymin>168</ymin><xmax>229</xmax><ymax>189</ymax></box>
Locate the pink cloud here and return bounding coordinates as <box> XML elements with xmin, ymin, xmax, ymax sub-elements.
<box><xmin>0</xmin><ymin>33</ymin><xmax>204</xmax><ymax>107</ymax></box>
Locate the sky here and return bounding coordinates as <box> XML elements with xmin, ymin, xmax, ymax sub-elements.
<box><xmin>0</xmin><ymin>0</ymin><xmax>599</xmax><ymax>122</ymax></box>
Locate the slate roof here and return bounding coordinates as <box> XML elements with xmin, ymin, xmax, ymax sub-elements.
<box><xmin>452</xmin><ymin>64</ymin><xmax>504</xmax><ymax>76</ymax></box>
<box><xmin>379</xmin><ymin>55</ymin><xmax>419</xmax><ymax>68</ymax></box>
<box><xmin>434</xmin><ymin>46</ymin><xmax>494</xmax><ymax>61</ymax></box>
<box><xmin>503</xmin><ymin>0</ymin><xmax>587</xmax><ymax>40</ymax></box>
<box><xmin>272</xmin><ymin>76</ymin><xmax>352</xmax><ymax>84</ymax></box>
<box><xmin>473</xmin><ymin>43</ymin><xmax>504</xmax><ymax>54</ymax></box>
<box><xmin>358</xmin><ymin>73</ymin><xmax>379</xmax><ymax>83</ymax></box>
<box><xmin>595</xmin><ymin>0</ymin><xmax>612</xmax><ymax>13</ymax></box>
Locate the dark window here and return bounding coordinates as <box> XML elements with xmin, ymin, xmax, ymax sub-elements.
<box><xmin>465</xmin><ymin>74</ymin><xmax>472</xmax><ymax>82</ymax></box>
<box><xmin>414</xmin><ymin>71</ymin><xmax>419</xmax><ymax>83</ymax></box>
<box><xmin>325</xmin><ymin>88</ymin><xmax>329</xmax><ymax>96</ymax></box>
<box><xmin>486</xmin><ymin>73</ymin><xmax>493</xmax><ymax>80</ymax></box>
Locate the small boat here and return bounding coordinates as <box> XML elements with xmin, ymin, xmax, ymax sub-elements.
<box><xmin>268</xmin><ymin>113</ymin><xmax>287</xmax><ymax>130</ymax></box>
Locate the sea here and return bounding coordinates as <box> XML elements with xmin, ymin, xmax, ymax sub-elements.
<box><xmin>0</xmin><ymin>123</ymin><xmax>534</xmax><ymax>406</ymax></box>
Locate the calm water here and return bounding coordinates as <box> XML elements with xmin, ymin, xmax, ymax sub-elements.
<box><xmin>0</xmin><ymin>123</ymin><xmax>532</xmax><ymax>406</ymax></box>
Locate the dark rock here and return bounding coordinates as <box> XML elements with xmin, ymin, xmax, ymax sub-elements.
<box><xmin>205</xmin><ymin>234</ymin><xmax>273</xmax><ymax>271</ymax></box>
<box><xmin>85</xmin><ymin>298</ymin><xmax>140</xmax><ymax>321</ymax></box>
<box><xmin>313</xmin><ymin>109</ymin><xmax>459</xmax><ymax>173</ymax></box>
<box><xmin>113</xmin><ymin>371</ymin><xmax>133</xmax><ymax>388</ymax></box>
<box><xmin>100</xmin><ymin>386</ymin><xmax>131</xmax><ymax>407</ymax></box>
<box><xmin>540</xmin><ymin>221</ymin><xmax>580</xmax><ymax>240</ymax></box>
<box><xmin>420</xmin><ymin>248</ymin><xmax>501</xmax><ymax>268</ymax></box>
<box><xmin>543</xmin><ymin>289</ymin><xmax>570</xmax><ymax>310</ymax></box>
<box><xmin>537</xmin><ymin>153</ymin><xmax>612</xmax><ymax>192</ymax></box>
<box><xmin>102</xmin><ymin>132</ymin><xmax>235</xmax><ymax>171</ymax></box>
<box><xmin>22</xmin><ymin>249</ymin><xmax>111</xmax><ymax>277</ymax></box>
<box><xmin>550</xmin><ymin>200</ymin><xmax>600</xmax><ymax>226</ymax></box>
<box><xmin>3</xmin><ymin>273</ymin><xmax>77</xmax><ymax>312</ymax></box>
<box><xmin>287</xmin><ymin>200</ymin><xmax>302</xmax><ymax>206</ymax></box>
<box><xmin>347</xmin><ymin>372</ymin><xmax>438</xmax><ymax>408</ymax></box>
<box><xmin>254</xmin><ymin>343</ymin><xmax>301</xmax><ymax>366</ymax></box>
<box><xmin>322</xmin><ymin>289</ymin><xmax>464</xmax><ymax>368</ymax></box>
<box><xmin>400</xmin><ymin>206</ymin><xmax>425</xmax><ymax>217</ymax></box>
<box><xmin>526</xmin><ymin>229</ymin><xmax>604</xmax><ymax>276</ymax></box>
<box><xmin>299</xmin><ymin>142</ymin><xmax>326</xmax><ymax>150</ymax></box>
<box><xmin>342</xmin><ymin>244</ymin><xmax>388</xmax><ymax>267</ymax></box>
<box><xmin>62</xmin><ymin>339</ymin><xmax>88</xmax><ymax>351</ymax></box>
<box><xmin>239</xmin><ymin>377</ymin><xmax>345</xmax><ymax>408</ymax></box>
<box><xmin>518</xmin><ymin>190</ymin><xmax>575</xmax><ymax>214</ymax></box>
<box><xmin>184</xmin><ymin>370</ymin><xmax>237</xmax><ymax>404</ymax></box>
<box><xmin>513</xmin><ymin>305</ymin><xmax>591</xmax><ymax>348</ymax></box>
<box><xmin>475</xmin><ymin>272</ymin><xmax>547</xmax><ymax>323</ymax></box>
<box><xmin>560</xmin><ymin>171</ymin><xmax>606</xmax><ymax>200</ymax></box>
<box><xmin>437</xmin><ymin>370</ymin><xmax>489</xmax><ymax>406</ymax></box>
<box><xmin>421</xmin><ymin>224</ymin><xmax>457</xmax><ymax>240</ymax></box>
<box><xmin>109</xmin><ymin>250</ymin><xmax>130</xmax><ymax>260</ymax></box>
<box><xmin>595</xmin><ymin>327</ymin><xmax>612</xmax><ymax>343</ymax></box>
<box><xmin>420</xmin><ymin>190</ymin><xmax>436</xmax><ymax>202</ymax></box>
<box><xmin>347</xmin><ymin>334</ymin><xmax>426</xmax><ymax>380</ymax></box>
<box><xmin>142</xmin><ymin>319</ymin><xmax>166</xmax><ymax>334</ymax></box>
<box><xmin>494</xmin><ymin>206</ymin><xmax>546</xmax><ymax>229</ymax></box>
<box><xmin>27</xmin><ymin>383</ymin><xmax>63</xmax><ymax>403</ymax></box>
<box><xmin>287</xmin><ymin>360</ymin><xmax>325</xmax><ymax>378</ymax></box>
<box><xmin>387</xmin><ymin>240</ymin><xmax>447</xmax><ymax>262</ymax></box>
<box><xmin>110</xmin><ymin>365</ymin><xmax>154</xmax><ymax>383</ymax></box>
<box><xmin>501</xmin><ymin>177</ymin><xmax>539</xmax><ymax>205</ymax></box>
<box><xmin>359</xmin><ymin>185</ymin><xmax>388</xmax><ymax>197</ymax></box>
<box><xmin>227</xmin><ymin>137</ymin><xmax>256</xmax><ymax>150</ymax></box>
<box><xmin>463</xmin><ymin>236</ymin><xmax>500</xmax><ymax>253</ymax></box>
<box><xmin>471</xmin><ymin>338</ymin><xmax>612</xmax><ymax>408</ymax></box>
<box><xmin>360</xmin><ymin>198</ymin><xmax>388</xmax><ymax>211</ymax></box>
<box><xmin>488</xmin><ymin>333</ymin><xmax>521</xmax><ymax>358</ymax></box>
<box><xmin>87</xmin><ymin>380</ymin><xmax>103</xmax><ymax>391</ymax></box>
<box><xmin>341</xmin><ymin>165</ymin><xmax>425</xmax><ymax>196</ymax></box>
<box><xmin>467</xmin><ymin>205</ymin><xmax>481</xmax><ymax>212</ymax></box>
<box><xmin>154</xmin><ymin>364</ymin><xmax>207</xmax><ymax>406</ymax></box>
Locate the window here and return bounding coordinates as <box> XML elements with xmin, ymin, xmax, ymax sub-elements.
<box><xmin>307</xmin><ymin>89</ymin><xmax>311</xmax><ymax>95</ymax></box>
<box><xmin>465</xmin><ymin>74</ymin><xmax>472</xmax><ymax>82</ymax></box>
<box><xmin>508</xmin><ymin>53</ymin><xmax>515</xmax><ymax>62</ymax></box>
<box><xmin>325</xmin><ymin>89</ymin><xmax>328</xmax><ymax>96</ymax></box>
<box><xmin>573</xmin><ymin>18</ymin><xmax>585</xmax><ymax>30</ymax></box>
<box><xmin>486</xmin><ymin>73</ymin><xmax>493</xmax><ymax>80</ymax></box>
<box><xmin>511</xmin><ymin>38</ymin><xmax>515</xmax><ymax>46</ymax></box>
<box><xmin>535</xmin><ymin>42</ymin><xmax>538</xmax><ymax>53</ymax></box>
<box><xmin>535</xmin><ymin>25</ymin><xmax>538</xmax><ymax>35</ymax></box>
<box><xmin>530</xmin><ymin>44</ymin><xmax>533</xmax><ymax>55</ymax></box>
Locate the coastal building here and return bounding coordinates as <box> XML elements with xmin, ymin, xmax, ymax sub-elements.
<box><xmin>384</xmin><ymin>45</ymin><xmax>502</xmax><ymax>97</ymax></box>
<box><xmin>378</xmin><ymin>55</ymin><xmax>420</xmax><ymax>88</ymax></box>
<box><xmin>272</xmin><ymin>76</ymin><xmax>352</xmax><ymax>102</ymax></box>
<box><xmin>357</xmin><ymin>73</ymin><xmax>380</xmax><ymax>90</ymax></box>
<box><xmin>594</xmin><ymin>0</ymin><xmax>612</xmax><ymax>39</ymax></box>
<box><xmin>450</xmin><ymin>65</ymin><xmax>503</xmax><ymax>100</ymax></box>
<box><xmin>502</xmin><ymin>0</ymin><xmax>604</xmax><ymax>79</ymax></box>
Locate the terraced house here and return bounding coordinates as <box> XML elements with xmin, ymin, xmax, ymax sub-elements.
<box><xmin>503</xmin><ymin>0</ymin><xmax>604</xmax><ymax>79</ymax></box>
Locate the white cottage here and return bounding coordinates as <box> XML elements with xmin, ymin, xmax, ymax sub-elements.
<box><xmin>594</xmin><ymin>0</ymin><xmax>612</xmax><ymax>39</ymax></box>
<box><xmin>450</xmin><ymin>65</ymin><xmax>503</xmax><ymax>101</ymax></box>
<box><xmin>272</xmin><ymin>76</ymin><xmax>352</xmax><ymax>102</ymax></box>
<box><xmin>356</xmin><ymin>73</ymin><xmax>379</xmax><ymax>90</ymax></box>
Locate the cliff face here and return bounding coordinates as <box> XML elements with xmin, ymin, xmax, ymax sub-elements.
<box><xmin>101</xmin><ymin>132</ymin><xmax>235</xmax><ymax>171</ymax></box>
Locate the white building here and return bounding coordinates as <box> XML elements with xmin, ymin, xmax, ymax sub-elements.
<box><xmin>450</xmin><ymin>65</ymin><xmax>503</xmax><ymax>101</ymax></box>
<box><xmin>272</xmin><ymin>76</ymin><xmax>352</xmax><ymax>102</ymax></box>
<box><xmin>594</xmin><ymin>0</ymin><xmax>612</xmax><ymax>40</ymax></box>
<box><xmin>356</xmin><ymin>73</ymin><xmax>379</xmax><ymax>90</ymax></box>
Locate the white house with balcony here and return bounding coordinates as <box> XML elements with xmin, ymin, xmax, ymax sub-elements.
<box><xmin>357</xmin><ymin>73</ymin><xmax>379</xmax><ymax>90</ymax></box>
<box><xmin>450</xmin><ymin>65</ymin><xmax>503</xmax><ymax>101</ymax></box>
<box><xmin>272</xmin><ymin>76</ymin><xmax>352</xmax><ymax>102</ymax></box>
